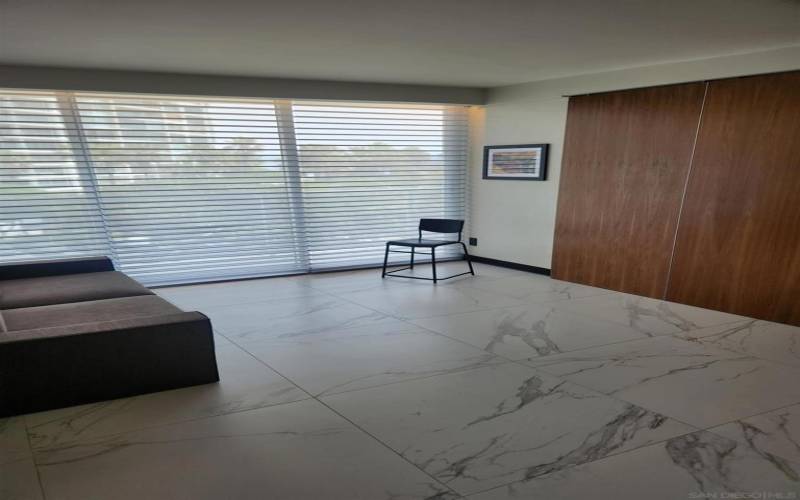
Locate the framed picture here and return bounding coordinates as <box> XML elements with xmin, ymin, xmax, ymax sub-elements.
<box><xmin>483</xmin><ymin>144</ymin><xmax>549</xmax><ymax>181</ymax></box>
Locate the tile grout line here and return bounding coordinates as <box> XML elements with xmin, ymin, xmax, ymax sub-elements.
<box><xmin>314</xmin><ymin>272</ymin><xmax>744</xmax><ymax>338</ymax></box>
<box><xmin>315</xmin><ymin>397</ymin><xmax>463</xmax><ymax>498</ymax></box>
<box><xmin>674</xmin><ymin>326</ymin><xmax>800</xmax><ymax>372</ymax></box>
<box><xmin>468</xmin><ymin>393</ymin><xmax>800</xmax><ymax>499</ymax></box>
<box><xmin>218</xmin><ymin>329</ymin><xmax>495</xmax><ymax>400</ymax></box>
<box><xmin>308</xmin><ymin>287</ymin><xmax>724</xmax><ymax>492</ymax></box>
<box><xmin>39</xmin><ymin>265</ymin><xmax>792</xmax><ymax>496</ymax></box>
<box><xmin>464</xmin><ymin>315</ymin><xmax>752</xmax><ymax>368</ymax></box>
<box><xmin>12</xmin><ymin>266</ymin><xmax>794</xmax><ymax>499</ymax></box>
<box><xmin>211</xmin><ymin>279</ymin><xmax>520</xmax><ymax>402</ymax></box>
<box><xmin>184</xmin><ymin>266</ymin><xmax>575</xmax><ymax>325</ymax></box>
<box><xmin>236</xmin><ymin>270</ymin><xmax>793</xmax><ymax>429</ymax></box>
<box><xmin>374</xmin><ymin>294</ymin><xmax>800</xmax><ymax>485</ymax></box>
<box><xmin>698</xmin><ymin>399</ymin><xmax>800</xmax><ymax>438</ymax></box>
<box><xmin>372</xmin><ymin>295</ymin><xmax>760</xmax><ymax>392</ymax></box>
<box><xmin>200</xmin><ymin>270</ymin><xmax>794</xmax><ymax>434</ymax></box>
<box><xmin>517</xmin><ymin>342</ymin><xmax>800</xmax><ymax>438</ymax></box>
<box><xmin>510</xmin><ymin>355</ymin><xmax>704</xmax><ymax>430</ymax></box>
<box><xmin>515</xmin><ymin>338</ymin><xmax>800</xmax><ymax>460</ymax></box>
<box><xmin>313</xmin><ymin>354</ymin><xmax>500</xmax><ymax>400</ymax></box>
<box><xmin>22</xmin><ymin>375</ymin><xmax>314</xmax><ymax>464</ymax></box>
<box><xmin>536</xmin><ymin>296</ymin><xmax>751</xmax><ymax>339</ymax></box>
<box><xmin>24</xmin><ymin>420</ymin><xmax>48</xmax><ymax>500</ymax></box>
<box><xmin>22</xmin><ymin>300</ymin><xmax>329</xmax><ymax>464</ymax></box>
<box><xmin>194</xmin><ymin>268</ymin><xmax>800</xmax><ymax>490</ymax></box>
<box><xmin>299</xmin><ymin>298</ymin><xmax>800</xmax><ymax>470</ymax></box>
<box><xmin>458</xmin><ymin>425</ymin><xmax>708</xmax><ymax>498</ymax></box>
<box><xmin>312</xmin><ymin>274</ymin><xmax>554</xmax><ymax>324</ymax></box>
<box><xmin>408</xmin><ymin>343</ymin><xmax>727</xmax><ymax>494</ymax></box>
<box><xmin>401</xmin><ymin>311</ymin><xmax>720</xmax><ymax>470</ymax></box>
<box><xmin>219</xmin><ymin>330</ymin><xmax>462</xmax><ymax>498</ymax></box>
<box><xmin>23</xmin><ymin>271</ymin><xmax>519</xmax><ymax>456</ymax></box>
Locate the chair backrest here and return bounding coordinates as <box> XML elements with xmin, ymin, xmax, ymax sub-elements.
<box><xmin>419</xmin><ymin>218</ymin><xmax>464</xmax><ymax>241</ymax></box>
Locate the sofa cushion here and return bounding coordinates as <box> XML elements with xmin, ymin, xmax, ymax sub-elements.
<box><xmin>0</xmin><ymin>271</ymin><xmax>153</xmax><ymax>309</ymax></box>
<box><xmin>2</xmin><ymin>295</ymin><xmax>183</xmax><ymax>332</ymax></box>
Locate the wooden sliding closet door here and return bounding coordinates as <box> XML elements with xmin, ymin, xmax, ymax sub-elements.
<box><xmin>666</xmin><ymin>72</ymin><xmax>800</xmax><ymax>325</ymax></box>
<box><xmin>552</xmin><ymin>83</ymin><xmax>706</xmax><ymax>298</ymax></box>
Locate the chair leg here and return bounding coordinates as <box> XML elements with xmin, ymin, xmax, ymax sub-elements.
<box><xmin>410</xmin><ymin>247</ymin><xmax>415</xmax><ymax>269</ymax></box>
<box><xmin>461</xmin><ymin>242</ymin><xmax>475</xmax><ymax>275</ymax></box>
<box><xmin>381</xmin><ymin>243</ymin><xmax>390</xmax><ymax>278</ymax></box>
<box><xmin>431</xmin><ymin>247</ymin><xmax>437</xmax><ymax>284</ymax></box>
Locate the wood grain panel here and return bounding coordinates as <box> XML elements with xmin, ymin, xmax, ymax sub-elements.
<box><xmin>666</xmin><ymin>71</ymin><xmax>800</xmax><ymax>325</ymax></box>
<box><xmin>552</xmin><ymin>83</ymin><xmax>706</xmax><ymax>298</ymax></box>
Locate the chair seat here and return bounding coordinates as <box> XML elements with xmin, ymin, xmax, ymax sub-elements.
<box><xmin>387</xmin><ymin>239</ymin><xmax>459</xmax><ymax>248</ymax></box>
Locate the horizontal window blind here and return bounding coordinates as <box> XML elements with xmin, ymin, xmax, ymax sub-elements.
<box><xmin>1</xmin><ymin>89</ymin><xmax>469</xmax><ymax>285</ymax></box>
<box><xmin>0</xmin><ymin>91</ymin><xmax>112</xmax><ymax>263</ymax></box>
<box><xmin>72</xmin><ymin>94</ymin><xmax>304</xmax><ymax>284</ymax></box>
<box><xmin>293</xmin><ymin>101</ymin><xmax>467</xmax><ymax>268</ymax></box>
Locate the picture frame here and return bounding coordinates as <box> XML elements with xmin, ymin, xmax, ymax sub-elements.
<box><xmin>482</xmin><ymin>144</ymin><xmax>549</xmax><ymax>181</ymax></box>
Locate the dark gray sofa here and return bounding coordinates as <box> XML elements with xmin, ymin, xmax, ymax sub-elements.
<box><xmin>0</xmin><ymin>256</ymin><xmax>219</xmax><ymax>417</ymax></box>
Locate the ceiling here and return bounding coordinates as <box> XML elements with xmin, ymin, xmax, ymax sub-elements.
<box><xmin>1</xmin><ymin>0</ymin><xmax>798</xmax><ymax>87</ymax></box>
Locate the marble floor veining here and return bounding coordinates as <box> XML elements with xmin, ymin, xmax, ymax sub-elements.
<box><xmin>4</xmin><ymin>262</ymin><xmax>800</xmax><ymax>499</ymax></box>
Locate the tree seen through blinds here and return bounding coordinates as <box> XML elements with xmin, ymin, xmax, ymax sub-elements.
<box><xmin>0</xmin><ymin>90</ymin><xmax>469</xmax><ymax>285</ymax></box>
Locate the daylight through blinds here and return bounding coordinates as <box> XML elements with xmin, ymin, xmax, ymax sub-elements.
<box><xmin>0</xmin><ymin>90</ymin><xmax>468</xmax><ymax>285</ymax></box>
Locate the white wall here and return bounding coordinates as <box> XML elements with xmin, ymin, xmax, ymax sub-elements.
<box><xmin>467</xmin><ymin>46</ymin><xmax>800</xmax><ymax>269</ymax></box>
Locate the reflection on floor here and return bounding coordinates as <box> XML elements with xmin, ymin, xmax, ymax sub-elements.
<box><xmin>5</xmin><ymin>262</ymin><xmax>800</xmax><ymax>499</ymax></box>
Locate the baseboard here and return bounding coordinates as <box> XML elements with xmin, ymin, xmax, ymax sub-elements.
<box><xmin>150</xmin><ymin>258</ymin><xmax>463</xmax><ymax>288</ymax></box>
<box><xmin>469</xmin><ymin>255</ymin><xmax>551</xmax><ymax>276</ymax></box>
<box><xmin>151</xmin><ymin>256</ymin><xmax>545</xmax><ymax>289</ymax></box>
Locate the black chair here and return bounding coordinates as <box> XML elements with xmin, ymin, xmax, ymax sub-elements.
<box><xmin>382</xmin><ymin>218</ymin><xmax>475</xmax><ymax>283</ymax></box>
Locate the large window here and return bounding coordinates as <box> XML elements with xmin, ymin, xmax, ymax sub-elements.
<box><xmin>0</xmin><ymin>90</ymin><xmax>469</xmax><ymax>285</ymax></box>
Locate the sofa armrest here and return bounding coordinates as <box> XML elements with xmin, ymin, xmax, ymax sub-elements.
<box><xmin>0</xmin><ymin>256</ymin><xmax>115</xmax><ymax>281</ymax></box>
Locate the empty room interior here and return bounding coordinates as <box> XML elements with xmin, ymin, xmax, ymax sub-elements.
<box><xmin>1</xmin><ymin>1</ymin><xmax>800</xmax><ymax>498</ymax></box>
